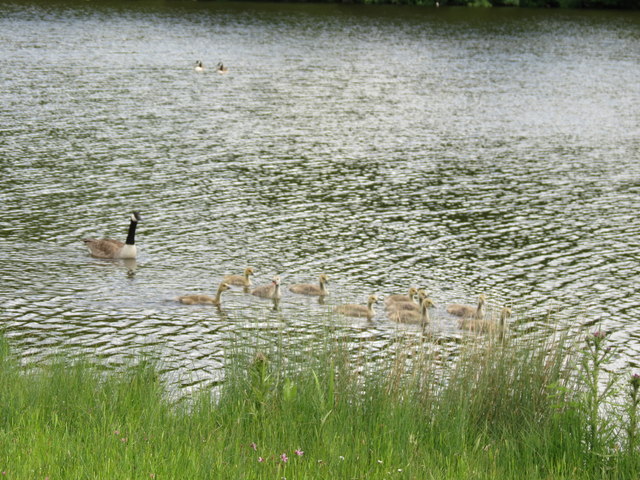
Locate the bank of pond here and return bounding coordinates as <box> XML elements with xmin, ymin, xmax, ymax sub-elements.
<box><xmin>0</xmin><ymin>325</ymin><xmax>639</xmax><ymax>479</ymax></box>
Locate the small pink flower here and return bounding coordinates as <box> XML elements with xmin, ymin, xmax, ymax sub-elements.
<box><xmin>258</xmin><ymin>457</ymin><xmax>265</xmax><ymax>463</ymax></box>
<box><xmin>250</xmin><ymin>442</ymin><xmax>257</xmax><ymax>451</ymax></box>
<box><xmin>281</xmin><ymin>453</ymin><xmax>289</xmax><ymax>463</ymax></box>
<box><xmin>114</xmin><ymin>430</ymin><xmax>120</xmax><ymax>435</ymax></box>
<box><xmin>294</xmin><ymin>449</ymin><xmax>304</xmax><ymax>456</ymax></box>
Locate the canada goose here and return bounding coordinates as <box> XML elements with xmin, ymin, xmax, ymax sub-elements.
<box><xmin>389</xmin><ymin>298</ymin><xmax>435</xmax><ymax>325</ymax></box>
<box><xmin>459</xmin><ymin>305</ymin><xmax>511</xmax><ymax>333</ymax></box>
<box><xmin>177</xmin><ymin>282</ymin><xmax>230</xmax><ymax>306</ymax></box>
<box><xmin>289</xmin><ymin>274</ymin><xmax>328</xmax><ymax>296</ymax></box>
<box><xmin>334</xmin><ymin>295</ymin><xmax>379</xmax><ymax>319</ymax></box>
<box><xmin>386</xmin><ymin>289</ymin><xmax>430</xmax><ymax>313</ymax></box>
<box><xmin>194</xmin><ymin>60</ymin><xmax>204</xmax><ymax>72</ymax></box>
<box><xmin>217</xmin><ymin>62</ymin><xmax>228</xmax><ymax>74</ymax></box>
<box><xmin>223</xmin><ymin>267</ymin><xmax>254</xmax><ymax>288</ymax></box>
<box><xmin>446</xmin><ymin>294</ymin><xmax>486</xmax><ymax>319</ymax></box>
<box><xmin>384</xmin><ymin>287</ymin><xmax>419</xmax><ymax>307</ymax></box>
<box><xmin>82</xmin><ymin>212</ymin><xmax>141</xmax><ymax>259</ymax></box>
<box><xmin>251</xmin><ymin>276</ymin><xmax>282</xmax><ymax>300</ymax></box>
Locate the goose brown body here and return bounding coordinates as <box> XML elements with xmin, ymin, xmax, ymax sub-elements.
<box><xmin>83</xmin><ymin>212</ymin><xmax>141</xmax><ymax>259</ymax></box>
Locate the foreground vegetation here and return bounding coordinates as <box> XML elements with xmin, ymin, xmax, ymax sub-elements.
<box><xmin>1</xmin><ymin>325</ymin><xmax>639</xmax><ymax>479</ymax></box>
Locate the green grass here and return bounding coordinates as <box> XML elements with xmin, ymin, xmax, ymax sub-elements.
<box><xmin>0</xmin><ymin>325</ymin><xmax>638</xmax><ymax>479</ymax></box>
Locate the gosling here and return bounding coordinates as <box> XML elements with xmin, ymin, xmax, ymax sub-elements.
<box><xmin>334</xmin><ymin>295</ymin><xmax>379</xmax><ymax>319</ymax></box>
<box><xmin>386</xmin><ymin>289</ymin><xmax>429</xmax><ymax>313</ymax></box>
<box><xmin>251</xmin><ymin>276</ymin><xmax>282</xmax><ymax>300</ymax></box>
<box><xmin>289</xmin><ymin>274</ymin><xmax>329</xmax><ymax>296</ymax></box>
<box><xmin>384</xmin><ymin>287</ymin><xmax>419</xmax><ymax>307</ymax></box>
<box><xmin>389</xmin><ymin>298</ymin><xmax>436</xmax><ymax>325</ymax></box>
<box><xmin>223</xmin><ymin>267</ymin><xmax>254</xmax><ymax>288</ymax></box>
<box><xmin>177</xmin><ymin>282</ymin><xmax>230</xmax><ymax>306</ymax></box>
<box><xmin>446</xmin><ymin>294</ymin><xmax>486</xmax><ymax>319</ymax></box>
<box><xmin>459</xmin><ymin>305</ymin><xmax>512</xmax><ymax>333</ymax></box>
<box><xmin>83</xmin><ymin>211</ymin><xmax>141</xmax><ymax>259</ymax></box>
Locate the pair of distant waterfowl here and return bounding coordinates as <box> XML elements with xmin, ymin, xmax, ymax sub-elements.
<box><xmin>194</xmin><ymin>60</ymin><xmax>228</xmax><ymax>74</ymax></box>
<box><xmin>82</xmin><ymin>212</ymin><xmax>511</xmax><ymax>331</ymax></box>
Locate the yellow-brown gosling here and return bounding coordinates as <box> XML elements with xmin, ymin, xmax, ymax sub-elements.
<box><xmin>334</xmin><ymin>294</ymin><xmax>379</xmax><ymax>319</ymax></box>
<box><xmin>217</xmin><ymin>62</ymin><xmax>229</xmax><ymax>74</ymax></box>
<box><xmin>251</xmin><ymin>275</ymin><xmax>282</xmax><ymax>300</ymax></box>
<box><xmin>389</xmin><ymin>298</ymin><xmax>436</xmax><ymax>325</ymax></box>
<box><xmin>384</xmin><ymin>287</ymin><xmax>419</xmax><ymax>307</ymax></box>
<box><xmin>177</xmin><ymin>282</ymin><xmax>230</xmax><ymax>306</ymax></box>
<box><xmin>459</xmin><ymin>305</ymin><xmax>511</xmax><ymax>333</ymax></box>
<box><xmin>289</xmin><ymin>273</ymin><xmax>329</xmax><ymax>296</ymax></box>
<box><xmin>223</xmin><ymin>267</ymin><xmax>254</xmax><ymax>287</ymax></box>
<box><xmin>446</xmin><ymin>294</ymin><xmax>486</xmax><ymax>319</ymax></box>
<box><xmin>83</xmin><ymin>211</ymin><xmax>141</xmax><ymax>259</ymax></box>
<box><xmin>386</xmin><ymin>289</ymin><xmax>429</xmax><ymax>313</ymax></box>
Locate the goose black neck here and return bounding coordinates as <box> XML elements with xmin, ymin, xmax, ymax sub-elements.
<box><xmin>126</xmin><ymin>220</ymin><xmax>138</xmax><ymax>245</ymax></box>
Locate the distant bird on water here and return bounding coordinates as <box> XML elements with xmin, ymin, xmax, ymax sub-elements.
<box><xmin>82</xmin><ymin>211</ymin><xmax>141</xmax><ymax>259</ymax></box>
<box><xmin>194</xmin><ymin>60</ymin><xmax>204</xmax><ymax>72</ymax></box>
<box><xmin>217</xmin><ymin>62</ymin><xmax>229</xmax><ymax>74</ymax></box>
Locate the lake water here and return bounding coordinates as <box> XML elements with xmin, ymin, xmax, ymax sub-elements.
<box><xmin>1</xmin><ymin>0</ymin><xmax>639</xmax><ymax>392</ymax></box>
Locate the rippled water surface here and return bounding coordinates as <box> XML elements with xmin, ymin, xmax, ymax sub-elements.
<box><xmin>1</xmin><ymin>0</ymin><xmax>640</xmax><ymax>391</ymax></box>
